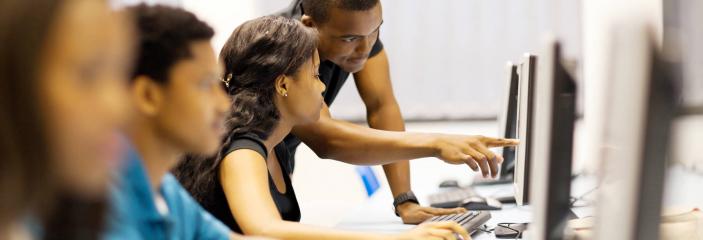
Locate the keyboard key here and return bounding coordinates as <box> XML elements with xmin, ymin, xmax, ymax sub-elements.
<box><xmin>422</xmin><ymin>211</ymin><xmax>491</xmax><ymax>235</ymax></box>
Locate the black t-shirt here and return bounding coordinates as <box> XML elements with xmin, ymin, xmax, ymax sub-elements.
<box><xmin>202</xmin><ymin>133</ymin><xmax>300</xmax><ymax>233</ymax></box>
<box><xmin>278</xmin><ymin>0</ymin><xmax>385</xmax><ymax>169</ymax></box>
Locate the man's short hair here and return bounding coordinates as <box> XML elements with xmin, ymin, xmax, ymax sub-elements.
<box><xmin>302</xmin><ymin>0</ymin><xmax>380</xmax><ymax>24</ymax></box>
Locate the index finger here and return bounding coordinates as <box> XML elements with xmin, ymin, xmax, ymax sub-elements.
<box><xmin>482</xmin><ymin>137</ymin><xmax>520</xmax><ymax>147</ymax></box>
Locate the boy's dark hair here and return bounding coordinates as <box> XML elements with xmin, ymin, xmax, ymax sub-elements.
<box><xmin>127</xmin><ymin>4</ymin><xmax>214</xmax><ymax>83</ymax></box>
<box><xmin>301</xmin><ymin>0</ymin><xmax>379</xmax><ymax>24</ymax></box>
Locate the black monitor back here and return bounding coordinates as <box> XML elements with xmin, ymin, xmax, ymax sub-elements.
<box><xmin>498</xmin><ymin>63</ymin><xmax>520</xmax><ymax>178</ymax></box>
<box><xmin>528</xmin><ymin>40</ymin><xmax>578</xmax><ymax>240</ymax></box>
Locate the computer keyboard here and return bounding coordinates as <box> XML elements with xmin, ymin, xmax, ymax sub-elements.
<box><xmin>428</xmin><ymin>187</ymin><xmax>479</xmax><ymax>208</ymax></box>
<box><xmin>422</xmin><ymin>211</ymin><xmax>491</xmax><ymax>235</ymax></box>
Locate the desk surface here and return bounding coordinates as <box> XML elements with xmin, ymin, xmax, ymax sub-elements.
<box><xmin>334</xmin><ymin>165</ymin><xmax>700</xmax><ymax>239</ymax></box>
<box><xmin>323</xmin><ymin>121</ymin><xmax>702</xmax><ymax>239</ymax></box>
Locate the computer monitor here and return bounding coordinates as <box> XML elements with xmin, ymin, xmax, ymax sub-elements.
<box><xmin>496</xmin><ymin>62</ymin><xmax>519</xmax><ymax>179</ymax></box>
<box><xmin>593</xmin><ymin>23</ymin><xmax>678</xmax><ymax>240</ymax></box>
<box><xmin>527</xmin><ymin>38</ymin><xmax>578</xmax><ymax>240</ymax></box>
<box><xmin>514</xmin><ymin>53</ymin><xmax>537</xmax><ymax>206</ymax></box>
<box><xmin>472</xmin><ymin>62</ymin><xmax>520</xmax><ymax>187</ymax></box>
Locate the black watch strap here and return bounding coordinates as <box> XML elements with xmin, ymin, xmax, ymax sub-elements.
<box><xmin>393</xmin><ymin>191</ymin><xmax>419</xmax><ymax>216</ymax></box>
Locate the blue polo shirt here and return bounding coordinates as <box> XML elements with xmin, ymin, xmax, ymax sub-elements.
<box><xmin>103</xmin><ymin>148</ymin><xmax>231</xmax><ymax>240</ymax></box>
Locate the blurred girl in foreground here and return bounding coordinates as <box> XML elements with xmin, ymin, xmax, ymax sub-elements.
<box><xmin>0</xmin><ymin>0</ymin><xmax>133</xmax><ymax>238</ymax></box>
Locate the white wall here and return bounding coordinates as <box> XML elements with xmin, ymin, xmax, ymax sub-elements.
<box><xmin>330</xmin><ymin>0</ymin><xmax>582</xmax><ymax>121</ymax></box>
<box><xmin>181</xmin><ymin>0</ymin><xmax>257</xmax><ymax>52</ymax></box>
<box><xmin>175</xmin><ymin>0</ymin><xmax>583</xmax><ymax>121</ymax></box>
<box><xmin>678</xmin><ymin>0</ymin><xmax>703</xmax><ymax>106</ymax></box>
<box><xmin>181</xmin><ymin>0</ymin><xmax>297</xmax><ymax>54</ymax></box>
<box><xmin>673</xmin><ymin>0</ymin><xmax>703</xmax><ymax>170</ymax></box>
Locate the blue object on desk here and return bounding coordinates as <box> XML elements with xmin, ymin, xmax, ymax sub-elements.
<box><xmin>356</xmin><ymin>166</ymin><xmax>380</xmax><ymax>197</ymax></box>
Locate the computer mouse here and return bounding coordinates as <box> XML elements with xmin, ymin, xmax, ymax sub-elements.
<box><xmin>495</xmin><ymin>223</ymin><xmax>528</xmax><ymax>239</ymax></box>
<box><xmin>495</xmin><ymin>195</ymin><xmax>517</xmax><ymax>204</ymax></box>
<box><xmin>461</xmin><ymin>196</ymin><xmax>503</xmax><ymax>210</ymax></box>
<box><xmin>438</xmin><ymin>179</ymin><xmax>460</xmax><ymax>188</ymax></box>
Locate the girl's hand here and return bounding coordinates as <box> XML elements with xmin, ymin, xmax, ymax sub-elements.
<box><xmin>394</xmin><ymin>221</ymin><xmax>471</xmax><ymax>240</ymax></box>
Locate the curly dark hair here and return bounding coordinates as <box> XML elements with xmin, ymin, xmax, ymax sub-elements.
<box><xmin>302</xmin><ymin>0</ymin><xmax>380</xmax><ymax>24</ymax></box>
<box><xmin>173</xmin><ymin>15</ymin><xmax>317</xmax><ymax>206</ymax></box>
<box><xmin>127</xmin><ymin>3</ymin><xmax>214</xmax><ymax>83</ymax></box>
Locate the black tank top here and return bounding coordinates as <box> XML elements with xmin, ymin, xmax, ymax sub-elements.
<box><xmin>204</xmin><ymin>133</ymin><xmax>301</xmax><ymax>233</ymax></box>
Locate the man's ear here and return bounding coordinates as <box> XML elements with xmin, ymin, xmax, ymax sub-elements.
<box><xmin>301</xmin><ymin>15</ymin><xmax>316</xmax><ymax>28</ymax></box>
<box><xmin>274</xmin><ymin>75</ymin><xmax>290</xmax><ymax>97</ymax></box>
<box><xmin>130</xmin><ymin>75</ymin><xmax>164</xmax><ymax>116</ymax></box>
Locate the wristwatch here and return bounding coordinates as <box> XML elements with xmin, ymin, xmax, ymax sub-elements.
<box><xmin>393</xmin><ymin>191</ymin><xmax>419</xmax><ymax>216</ymax></box>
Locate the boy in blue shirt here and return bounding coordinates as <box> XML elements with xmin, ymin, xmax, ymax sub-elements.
<box><xmin>103</xmin><ymin>4</ymin><xmax>271</xmax><ymax>240</ymax></box>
